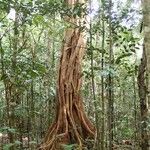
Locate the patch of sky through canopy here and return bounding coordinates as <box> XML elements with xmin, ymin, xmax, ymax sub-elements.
<box><xmin>90</xmin><ymin>0</ymin><xmax>142</xmax><ymax>59</ymax></box>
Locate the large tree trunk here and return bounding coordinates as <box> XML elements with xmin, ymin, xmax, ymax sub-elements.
<box><xmin>137</xmin><ymin>48</ymin><xmax>149</xmax><ymax>150</ymax></box>
<box><xmin>142</xmin><ymin>0</ymin><xmax>150</xmax><ymax>107</ymax></box>
<box><xmin>138</xmin><ymin>0</ymin><xmax>150</xmax><ymax>149</ymax></box>
<box><xmin>142</xmin><ymin>0</ymin><xmax>150</xmax><ymax>114</ymax></box>
<box><xmin>40</xmin><ymin>0</ymin><xmax>95</xmax><ymax>149</ymax></box>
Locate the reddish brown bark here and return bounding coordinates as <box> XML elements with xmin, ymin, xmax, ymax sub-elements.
<box><xmin>40</xmin><ymin>1</ymin><xmax>95</xmax><ymax>149</ymax></box>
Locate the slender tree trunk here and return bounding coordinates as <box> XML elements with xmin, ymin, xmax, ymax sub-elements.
<box><xmin>9</xmin><ymin>4</ymin><xmax>19</xmax><ymax>149</ymax></box>
<box><xmin>40</xmin><ymin>0</ymin><xmax>95</xmax><ymax>149</ymax></box>
<box><xmin>101</xmin><ymin>1</ymin><xmax>105</xmax><ymax>149</ymax></box>
<box><xmin>30</xmin><ymin>42</ymin><xmax>36</xmax><ymax>148</ymax></box>
<box><xmin>133</xmin><ymin>75</ymin><xmax>137</xmax><ymax>148</ymax></box>
<box><xmin>89</xmin><ymin>1</ymin><xmax>100</xmax><ymax>149</ymax></box>
<box><xmin>26</xmin><ymin>90</ymin><xmax>30</xmax><ymax>149</ymax></box>
<box><xmin>108</xmin><ymin>0</ymin><xmax>114</xmax><ymax>149</ymax></box>
<box><xmin>46</xmin><ymin>15</ymin><xmax>56</xmax><ymax>125</ymax></box>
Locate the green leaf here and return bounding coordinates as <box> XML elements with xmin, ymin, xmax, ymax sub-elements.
<box><xmin>129</xmin><ymin>43</ymin><xmax>135</xmax><ymax>47</ymax></box>
<box><xmin>33</xmin><ymin>15</ymin><xmax>44</xmax><ymax>26</ymax></box>
<box><xmin>130</xmin><ymin>49</ymin><xmax>136</xmax><ymax>53</ymax></box>
<box><xmin>123</xmin><ymin>45</ymin><xmax>127</xmax><ymax>50</ymax></box>
<box><xmin>115</xmin><ymin>53</ymin><xmax>132</xmax><ymax>64</ymax></box>
<box><xmin>93</xmin><ymin>66</ymin><xmax>99</xmax><ymax>70</ymax></box>
<box><xmin>28</xmin><ymin>69</ymin><xmax>39</xmax><ymax>78</ymax></box>
<box><xmin>35</xmin><ymin>63</ymin><xmax>46</xmax><ymax>74</ymax></box>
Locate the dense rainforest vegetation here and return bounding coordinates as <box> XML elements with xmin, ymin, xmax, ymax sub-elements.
<box><xmin>0</xmin><ymin>0</ymin><xmax>149</xmax><ymax>149</ymax></box>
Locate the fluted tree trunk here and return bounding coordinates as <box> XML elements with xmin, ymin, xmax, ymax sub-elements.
<box><xmin>40</xmin><ymin>0</ymin><xmax>95</xmax><ymax>149</ymax></box>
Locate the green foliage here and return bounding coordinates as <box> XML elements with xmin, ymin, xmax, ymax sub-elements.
<box><xmin>3</xmin><ymin>143</ymin><xmax>14</xmax><ymax>150</ymax></box>
<box><xmin>61</xmin><ymin>144</ymin><xmax>78</xmax><ymax>150</ymax></box>
<box><xmin>3</xmin><ymin>141</ymin><xmax>21</xmax><ymax>150</ymax></box>
<box><xmin>0</xmin><ymin>127</ymin><xmax>17</xmax><ymax>134</ymax></box>
<box><xmin>115</xmin><ymin>53</ymin><xmax>132</xmax><ymax>64</ymax></box>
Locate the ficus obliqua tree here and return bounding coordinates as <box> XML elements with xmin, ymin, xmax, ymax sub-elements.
<box><xmin>40</xmin><ymin>0</ymin><xmax>95</xmax><ymax>149</ymax></box>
